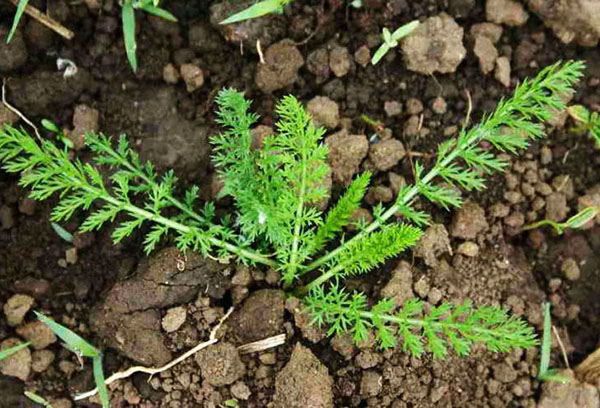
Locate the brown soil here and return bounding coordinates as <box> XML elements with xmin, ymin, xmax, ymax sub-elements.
<box><xmin>1</xmin><ymin>0</ymin><xmax>600</xmax><ymax>407</ymax></box>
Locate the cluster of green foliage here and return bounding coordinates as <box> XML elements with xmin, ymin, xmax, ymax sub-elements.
<box><xmin>7</xmin><ymin>0</ymin><xmax>176</xmax><ymax>72</ymax></box>
<box><xmin>0</xmin><ymin>313</ymin><xmax>108</xmax><ymax>407</ymax></box>
<box><xmin>0</xmin><ymin>61</ymin><xmax>585</xmax><ymax>357</ymax></box>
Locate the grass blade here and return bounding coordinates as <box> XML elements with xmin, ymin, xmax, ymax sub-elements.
<box><xmin>7</xmin><ymin>0</ymin><xmax>29</xmax><ymax>43</ymax></box>
<box><xmin>93</xmin><ymin>356</ymin><xmax>109</xmax><ymax>408</ymax></box>
<box><xmin>0</xmin><ymin>342</ymin><xmax>30</xmax><ymax>360</ymax></box>
<box><xmin>139</xmin><ymin>4</ymin><xmax>177</xmax><ymax>22</ymax></box>
<box><xmin>35</xmin><ymin>311</ymin><xmax>100</xmax><ymax>358</ymax></box>
<box><xmin>220</xmin><ymin>0</ymin><xmax>285</xmax><ymax>25</ymax></box>
<box><xmin>121</xmin><ymin>2</ymin><xmax>137</xmax><ymax>72</ymax></box>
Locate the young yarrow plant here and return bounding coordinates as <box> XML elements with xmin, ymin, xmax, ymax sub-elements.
<box><xmin>0</xmin><ymin>61</ymin><xmax>585</xmax><ymax>357</ymax></box>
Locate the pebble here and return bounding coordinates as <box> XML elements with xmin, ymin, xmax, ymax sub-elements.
<box><xmin>31</xmin><ymin>349</ymin><xmax>55</xmax><ymax>372</ymax></box>
<box><xmin>0</xmin><ymin>338</ymin><xmax>31</xmax><ymax>381</ymax></box>
<box><xmin>486</xmin><ymin>0</ymin><xmax>529</xmax><ymax>26</ymax></box>
<box><xmin>495</xmin><ymin>56</ymin><xmax>511</xmax><ymax>87</ymax></box>
<box><xmin>369</xmin><ymin>139</ymin><xmax>406</xmax><ymax>171</ymax></box>
<box><xmin>405</xmin><ymin>98</ymin><xmax>424</xmax><ymax>115</ymax></box>
<box><xmin>4</xmin><ymin>294</ymin><xmax>34</xmax><ymax>327</ymax></box>
<box><xmin>306</xmin><ymin>96</ymin><xmax>339</xmax><ymax>129</ymax></box>
<box><xmin>431</xmin><ymin>97</ymin><xmax>447</xmax><ymax>114</ymax></box>
<box><xmin>490</xmin><ymin>203</ymin><xmax>510</xmax><ymax>218</ymax></box>
<box><xmin>414</xmin><ymin>276</ymin><xmax>431</xmax><ymax>298</ymax></box>
<box><xmin>180</xmin><ymin>64</ymin><xmax>204</xmax><ymax>92</ymax></box>
<box><xmin>329</xmin><ymin>46</ymin><xmax>351</xmax><ymax>77</ymax></box>
<box><xmin>428</xmin><ymin>287</ymin><xmax>443</xmax><ymax>305</ymax></box>
<box><xmin>560</xmin><ymin>258</ymin><xmax>580</xmax><ymax>281</ymax></box>
<box><xmin>231</xmin><ymin>381</ymin><xmax>252</xmax><ymax>400</ymax></box>
<box><xmin>16</xmin><ymin>321</ymin><xmax>57</xmax><ymax>349</ymax></box>
<box><xmin>162</xmin><ymin>306</ymin><xmax>187</xmax><ymax>333</ymax></box>
<box><xmin>545</xmin><ymin>192</ymin><xmax>568</xmax><ymax>222</ymax></box>
<box><xmin>163</xmin><ymin>63</ymin><xmax>180</xmax><ymax>84</ymax></box>
<box><xmin>232</xmin><ymin>267</ymin><xmax>252</xmax><ymax>287</ymax></box>
<box><xmin>457</xmin><ymin>241</ymin><xmax>479</xmax><ymax>257</ymax></box>
<box><xmin>353</xmin><ymin>45</ymin><xmax>370</xmax><ymax>68</ymax></box>
<box><xmin>65</xmin><ymin>247</ymin><xmax>78</xmax><ymax>265</ymax></box>
<box><xmin>474</xmin><ymin>35</ymin><xmax>498</xmax><ymax>74</ymax></box>
<box><xmin>535</xmin><ymin>182</ymin><xmax>553</xmax><ymax>196</ymax></box>
<box><xmin>540</xmin><ymin>146</ymin><xmax>552</xmax><ymax>164</ymax></box>
<box><xmin>384</xmin><ymin>100</ymin><xmax>403</xmax><ymax>117</ymax></box>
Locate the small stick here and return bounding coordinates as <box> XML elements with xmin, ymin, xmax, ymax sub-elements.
<box><xmin>2</xmin><ymin>78</ymin><xmax>42</xmax><ymax>142</ymax></box>
<box><xmin>75</xmin><ymin>308</ymin><xmax>234</xmax><ymax>401</ymax></box>
<box><xmin>552</xmin><ymin>325</ymin><xmax>571</xmax><ymax>370</ymax></box>
<box><xmin>8</xmin><ymin>0</ymin><xmax>74</xmax><ymax>40</ymax></box>
<box><xmin>238</xmin><ymin>333</ymin><xmax>286</xmax><ymax>354</ymax></box>
<box><xmin>256</xmin><ymin>40</ymin><xmax>265</xmax><ymax>64</ymax></box>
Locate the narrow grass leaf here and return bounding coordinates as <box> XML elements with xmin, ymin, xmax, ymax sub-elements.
<box><xmin>0</xmin><ymin>342</ymin><xmax>30</xmax><ymax>360</ymax></box>
<box><xmin>139</xmin><ymin>4</ymin><xmax>177</xmax><ymax>21</ymax></box>
<box><xmin>121</xmin><ymin>3</ymin><xmax>137</xmax><ymax>72</ymax></box>
<box><xmin>35</xmin><ymin>312</ymin><xmax>100</xmax><ymax>358</ymax></box>
<box><xmin>93</xmin><ymin>356</ymin><xmax>110</xmax><ymax>408</ymax></box>
<box><xmin>220</xmin><ymin>0</ymin><xmax>285</xmax><ymax>25</ymax></box>
<box><xmin>7</xmin><ymin>0</ymin><xmax>29</xmax><ymax>43</ymax></box>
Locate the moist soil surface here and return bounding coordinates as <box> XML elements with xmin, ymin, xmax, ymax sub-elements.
<box><xmin>1</xmin><ymin>0</ymin><xmax>600</xmax><ymax>407</ymax></box>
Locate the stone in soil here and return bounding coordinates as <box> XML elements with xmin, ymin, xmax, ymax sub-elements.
<box><xmin>401</xmin><ymin>13</ymin><xmax>466</xmax><ymax>75</ymax></box>
<box><xmin>255</xmin><ymin>40</ymin><xmax>304</xmax><ymax>93</ymax></box>
<box><xmin>369</xmin><ymin>139</ymin><xmax>406</xmax><ymax>171</ymax></box>
<box><xmin>31</xmin><ymin>349</ymin><xmax>55</xmax><ymax>373</ymax></box>
<box><xmin>450</xmin><ymin>202</ymin><xmax>488</xmax><ymax>239</ymax></box>
<box><xmin>180</xmin><ymin>63</ymin><xmax>204</xmax><ymax>92</ymax></box>
<box><xmin>545</xmin><ymin>192</ymin><xmax>568</xmax><ymax>222</ymax></box>
<box><xmin>380</xmin><ymin>261</ymin><xmax>414</xmax><ymax>307</ymax></box>
<box><xmin>4</xmin><ymin>294</ymin><xmax>34</xmax><ymax>327</ymax></box>
<box><xmin>161</xmin><ymin>306</ymin><xmax>187</xmax><ymax>333</ymax></box>
<box><xmin>195</xmin><ymin>342</ymin><xmax>245</xmax><ymax>387</ymax></box>
<box><xmin>68</xmin><ymin>104</ymin><xmax>99</xmax><ymax>150</ymax></box>
<box><xmin>495</xmin><ymin>56</ymin><xmax>511</xmax><ymax>87</ymax></box>
<box><xmin>16</xmin><ymin>321</ymin><xmax>57</xmax><ymax>350</ymax></box>
<box><xmin>230</xmin><ymin>381</ymin><xmax>251</xmax><ymax>400</ymax></box>
<box><xmin>414</xmin><ymin>224</ymin><xmax>451</xmax><ymax>267</ymax></box>
<box><xmin>474</xmin><ymin>35</ymin><xmax>498</xmax><ymax>75</ymax></box>
<box><xmin>307</xmin><ymin>96</ymin><xmax>339</xmax><ymax>129</ymax></box>
<box><xmin>228</xmin><ymin>289</ymin><xmax>285</xmax><ymax>343</ymax></box>
<box><xmin>273</xmin><ymin>343</ymin><xmax>334</xmax><ymax>408</ymax></box>
<box><xmin>486</xmin><ymin>0</ymin><xmax>529</xmax><ymax>26</ymax></box>
<box><xmin>329</xmin><ymin>46</ymin><xmax>351</xmax><ymax>77</ymax></box>
<box><xmin>325</xmin><ymin>130</ymin><xmax>369</xmax><ymax>185</ymax></box>
<box><xmin>561</xmin><ymin>258</ymin><xmax>581</xmax><ymax>281</ymax></box>
<box><xmin>526</xmin><ymin>0</ymin><xmax>600</xmax><ymax>47</ymax></box>
<box><xmin>0</xmin><ymin>338</ymin><xmax>31</xmax><ymax>381</ymax></box>
<box><xmin>90</xmin><ymin>248</ymin><xmax>231</xmax><ymax>365</ymax></box>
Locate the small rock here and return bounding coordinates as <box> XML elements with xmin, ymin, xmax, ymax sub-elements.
<box><xmin>69</xmin><ymin>104</ymin><xmax>99</xmax><ymax>149</ymax></box>
<box><xmin>492</xmin><ymin>362</ymin><xmax>517</xmax><ymax>383</ymax></box>
<box><xmin>405</xmin><ymin>98</ymin><xmax>424</xmax><ymax>115</ymax></box>
<box><xmin>431</xmin><ymin>97</ymin><xmax>447</xmax><ymax>114</ymax></box>
<box><xmin>163</xmin><ymin>63</ymin><xmax>180</xmax><ymax>84</ymax></box>
<box><xmin>414</xmin><ymin>276</ymin><xmax>431</xmax><ymax>299</ymax></box>
<box><xmin>401</xmin><ymin>13</ymin><xmax>466</xmax><ymax>75</ymax></box>
<box><xmin>180</xmin><ymin>64</ymin><xmax>204</xmax><ymax>92</ymax></box>
<box><xmin>231</xmin><ymin>381</ymin><xmax>251</xmax><ymax>400</ymax></box>
<box><xmin>4</xmin><ymin>294</ymin><xmax>34</xmax><ymax>327</ymax></box>
<box><xmin>0</xmin><ymin>205</ymin><xmax>15</xmax><ymax>230</ymax></box>
<box><xmin>486</xmin><ymin>0</ymin><xmax>529</xmax><ymax>26</ymax></box>
<box><xmin>545</xmin><ymin>192</ymin><xmax>568</xmax><ymax>222</ymax></box>
<box><xmin>0</xmin><ymin>102</ymin><xmax>19</xmax><ymax>125</ymax></box>
<box><xmin>381</xmin><ymin>261</ymin><xmax>414</xmax><ymax>307</ymax></box>
<box><xmin>470</xmin><ymin>23</ymin><xmax>503</xmax><ymax>43</ymax></box>
<box><xmin>31</xmin><ymin>349</ymin><xmax>55</xmax><ymax>372</ymax></box>
<box><xmin>540</xmin><ymin>146</ymin><xmax>552</xmax><ymax>164</ymax></box>
<box><xmin>306</xmin><ymin>48</ymin><xmax>330</xmax><ymax>83</ymax></box>
<box><xmin>474</xmin><ymin>35</ymin><xmax>498</xmax><ymax>74</ymax></box>
<box><xmin>354</xmin><ymin>45</ymin><xmax>371</xmax><ymax>67</ymax></box>
<box><xmin>329</xmin><ymin>46</ymin><xmax>351</xmax><ymax>77</ymax></box>
<box><xmin>255</xmin><ymin>40</ymin><xmax>304</xmax><ymax>93</ymax></box>
<box><xmin>457</xmin><ymin>241</ymin><xmax>479</xmax><ymax>257</ymax></box>
<box><xmin>495</xmin><ymin>56</ymin><xmax>511</xmax><ymax>87</ymax></box>
<box><xmin>307</xmin><ymin>96</ymin><xmax>339</xmax><ymax>129</ymax></box>
<box><xmin>536</xmin><ymin>182</ymin><xmax>553</xmax><ymax>196</ymax></box>
<box><xmin>273</xmin><ymin>343</ymin><xmax>334</xmax><ymax>408</ymax></box>
<box><xmin>162</xmin><ymin>306</ymin><xmax>187</xmax><ymax>333</ymax></box>
<box><xmin>16</xmin><ymin>321</ymin><xmax>57</xmax><ymax>350</ymax></box>
<box><xmin>65</xmin><ymin>247</ymin><xmax>78</xmax><ymax>265</ymax></box>
<box><xmin>538</xmin><ymin>370</ymin><xmax>598</xmax><ymax>407</ymax></box>
<box><xmin>229</xmin><ymin>289</ymin><xmax>285</xmax><ymax>343</ymax></box>
<box><xmin>259</xmin><ymin>352</ymin><xmax>276</xmax><ymax>365</ymax></box>
<box><xmin>428</xmin><ymin>287</ymin><xmax>443</xmax><ymax>305</ymax></box>
<box><xmin>360</xmin><ymin>370</ymin><xmax>383</xmax><ymax>397</ymax></box>
<box><xmin>0</xmin><ymin>338</ymin><xmax>31</xmax><ymax>381</ymax></box>
<box><xmin>195</xmin><ymin>342</ymin><xmax>245</xmax><ymax>386</ymax></box>
<box><xmin>384</xmin><ymin>100</ymin><xmax>403</xmax><ymax>117</ymax></box>
<box><xmin>561</xmin><ymin>258</ymin><xmax>580</xmax><ymax>281</ymax></box>
<box><xmin>490</xmin><ymin>203</ymin><xmax>510</xmax><ymax>218</ymax></box>
<box><xmin>231</xmin><ymin>266</ymin><xmax>252</xmax><ymax>287</ymax></box>
<box><xmin>414</xmin><ymin>224</ymin><xmax>451</xmax><ymax>267</ymax></box>
<box><xmin>369</xmin><ymin>139</ymin><xmax>406</xmax><ymax>171</ymax></box>
<box><xmin>325</xmin><ymin>130</ymin><xmax>369</xmax><ymax>185</ymax></box>
<box><xmin>450</xmin><ymin>202</ymin><xmax>488</xmax><ymax>239</ymax></box>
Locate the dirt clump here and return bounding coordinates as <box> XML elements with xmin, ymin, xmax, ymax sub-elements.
<box><xmin>273</xmin><ymin>343</ymin><xmax>334</xmax><ymax>408</ymax></box>
<box><xmin>16</xmin><ymin>321</ymin><xmax>56</xmax><ymax>350</ymax></box>
<box><xmin>450</xmin><ymin>201</ymin><xmax>489</xmax><ymax>239</ymax></box>
<box><xmin>380</xmin><ymin>260</ymin><xmax>415</xmax><ymax>307</ymax></box>
<box><xmin>228</xmin><ymin>289</ymin><xmax>285</xmax><ymax>343</ymax></box>
<box><xmin>325</xmin><ymin>129</ymin><xmax>369</xmax><ymax>185</ymax></box>
<box><xmin>307</xmin><ymin>96</ymin><xmax>339</xmax><ymax>129</ymax></box>
<box><xmin>538</xmin><ymin>370</ymin><xmax>599</xmax><ymax>407</ymax></box>
<box><xmin>527</xmin><ymin>0</ymin><xmax>600</xmax><ymax>47</ymax></box>
<box><xmin>486</xmin><ymin>0</ymin><xmax>529</xmax><ymax>26</ymax></box>
<box><xmin>414</xmin><ymin>224</ymin><xmax>451</xmax><ymax>267</ymax></box>
<box><xmin>369</xmin><ymin>139</ymin><xmax>406</xmax><ymax>172</ymax></box>
<box><xmin>0</xmin><ymin>27</ymin><xmax>27</xmax><ymax>72</ymax></box>
<box><xmin>3</xmin><ymin>294</ymin><xmax>34</xmax><ymax>327</ymax></box>
<box><xmin>195</xmin><ymin>342</ymin><xmax>245</xmax><ymax>387</ymax></box>
<box><xmin>255</xmin><ymin>40</ymin><xmax>304</xmax><ymax>93</ymax></box>
<box><xmin>0</xmin><ymin>338</ymin><xmax>31</xmax><ymax>381</ymax></box>
<box><xmin>401</xmin><ymin>13</ymin><xmax>466</xmax><ymax>75</ymax></box>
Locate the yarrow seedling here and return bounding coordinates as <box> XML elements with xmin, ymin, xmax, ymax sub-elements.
<box><xmin>371</xmin><ymin>20</ymin><xmax>419</xmax><ymax>65</ymax></box>
<box><xmin>0</xmin><ymin>61</ymin><xmax>586</xmax><ymax>357</ymax></box>
<box><xmin>220</xmin><ymin>0</ymin><xmax>293</xmax><ymax>25</ymax></box>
